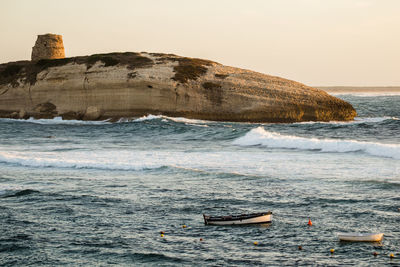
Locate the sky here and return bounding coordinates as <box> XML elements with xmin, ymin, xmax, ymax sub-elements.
<box><xmin>0</xmin><ymin>0</ymin><xmax>399</xmax><ymax>86</ymax></box>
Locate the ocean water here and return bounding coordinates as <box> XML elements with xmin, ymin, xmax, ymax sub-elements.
<box><xmin>0</xmin><ymin>94</ymin><xmax>399</xmax><ymax>266</ymax></box>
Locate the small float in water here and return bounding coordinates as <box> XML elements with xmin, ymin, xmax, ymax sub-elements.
<box><xmin>337</xmin><ymin>232</ymin><xmax>384</xmax><ymax>242</ymax></box>
<box><xmin>203</xmin><ymin>211</ymin><xmax>272</xmax><ymax>225</ymax></box>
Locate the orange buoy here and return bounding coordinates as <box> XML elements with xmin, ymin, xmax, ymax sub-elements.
<box><xmin>160</xmin><ymin>231</ymin><xmax>165</xmax><ymax>234</ymax></box>
<box><xmin>308</xmin><ymin>219</ymin><xmax>312</xmax><ymax>226</ymax></box>
<box><xmin>253</xmin><ymin>241</ymin><xmax>258</xmax><ymax>246</ymax></box>
<box><xmin>199</xmin><ymin>238</ymin><xmax>203</xmax><ymax>241</ymax></box>
<box><xmin>390</xmin><ymin>253</ymin><xmax>395</xmax><ymax>258</ymax></box>
<box><xmin>182</xmin><ymin>225</ymin><xmax>187</xmax><ymax>228</ymax></box>
<box><xmin>330</xmin><ymin>249</ymin><xmax>335</xmax><ymax>254</ymax></box>
<box><xmin>298</xmin><ymin>246</ymin><xmax>303</xmax><ymax>250</ymax></box>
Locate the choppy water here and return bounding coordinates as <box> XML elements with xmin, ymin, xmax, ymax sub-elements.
<box><xmin>0</xmin><ymin>94</ymin><xmax>399</xmax><ymax>266</ymax></box>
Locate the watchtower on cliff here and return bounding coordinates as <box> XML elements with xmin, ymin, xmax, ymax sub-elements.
<box><xmin>31</xmin><ymin>33</ymin><xmax>65</xmax><ymax>61</ymax></box>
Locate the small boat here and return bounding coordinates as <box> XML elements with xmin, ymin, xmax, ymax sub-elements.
<box><xmin>337</xmin><ymin>232</ymin><xmax>384</xmax><ymax>242</ymax></box>
<box><xmin>203</xmin><ymin>211</ymin><xmax>272</xmax><ymax>225</ymax></box>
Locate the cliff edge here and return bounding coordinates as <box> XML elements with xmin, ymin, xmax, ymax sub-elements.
<box><xmin>0</xmin><ymin>52</ymin><xmax>356</xmax><ymax>122</ymax></box>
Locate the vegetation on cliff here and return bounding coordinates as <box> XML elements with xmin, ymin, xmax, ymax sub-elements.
<box><xmin>0</xmin><ymin>52</ymin><xmax>217</xmax><ymax>86</ymax></box>
<box><xmin>0</xmin><ymin>52</ymin><xmax>357</xmax><ymax>122</ymax></box>
<box><xmin>0</xmin><ymin>52</ymin><xmax>156</xmax><ymax>86</ymax></box>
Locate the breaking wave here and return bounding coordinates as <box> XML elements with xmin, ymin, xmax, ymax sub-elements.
<box><xmin>233</xmin><ymin>127</ymin><xmax>400</xmax><ymax>159</ymax></box>
<box><xmin>0</xmin><ymin>117</ymin><xmax>111</xmax><ymax>125</ymax></box>
<box><xmin>293</xmin><ymin>116</ymin><xmax>398</xmax><ymax>125</ymax></box>
<box><xmin>0</xmin><ymin>151</ymin><xmax>166</xmax><ymax>171</ymax></box>
<box><xmin>0</xmin><ymin>115</ymin><xmax>211</xmax><ymax>126</ymax></box>
<box><xmin>0</xmin><ymin>150</ymin><xmax>238</xmax><ymax>172</ymax></box>
<box><xmin>132</xmin><ymin>114</ymin><xmax>211</xmax><ymax>125</ymax></box>
<box><xmin>3</xmin><ymin>114</ymin><xmax>395</xmax><ymax>128</ymax></box>
<box><xmin>354</xmin><ymin>116</ymin><xmax>399</xmax><ymax>123</ymax></box>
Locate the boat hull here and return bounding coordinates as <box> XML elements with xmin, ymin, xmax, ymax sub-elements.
<box><xmin>337</xmin><ymin>233</ymin><xmax>384</xmax><ymax>242</ymax></box>
<box><xmin>204</xmin><ymin>213</ymin><xmax>272</xmax><ymax>225</ymax></box>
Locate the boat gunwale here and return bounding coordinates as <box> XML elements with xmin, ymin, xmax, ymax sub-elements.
<box><xmin>337</xmin><ymin>232</ymin><xmax>384</xmax><ymax>237</ymax></box>
<box><xmin>203</xmin><ymin>211</ymin><xmax>272</xmax><ymax>222</ymax></box>
<box><xmin>337</xmin><ymin>232</ymin><xmax>384</xmax><ymax>242</ymax></box>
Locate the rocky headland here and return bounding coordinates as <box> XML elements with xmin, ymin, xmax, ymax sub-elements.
<box><xmin>0</xmin><ymin>52</ymin><xmax>356</xmax><ymax>122</ymax></box>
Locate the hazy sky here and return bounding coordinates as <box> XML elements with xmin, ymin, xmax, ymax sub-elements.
<box><xmin>1</xmin><ymin>0</ymin><xmax>399</xmax><ymax>86</ymax></box>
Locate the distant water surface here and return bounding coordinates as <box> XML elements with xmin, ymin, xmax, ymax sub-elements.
<box><xmin>0</xmin><ymin>93</ymin><xmax>399</xmax><ymax>266</ymax></box>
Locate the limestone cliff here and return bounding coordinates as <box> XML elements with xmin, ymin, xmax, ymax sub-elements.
<box><xmin>0</xmin><ymin>52</ymin><xmax>356</xmax><ymax>122</ymax></box>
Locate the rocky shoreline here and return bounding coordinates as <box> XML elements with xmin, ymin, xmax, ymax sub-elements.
<box><xmin>0</xmin><ymin>52</ymin><xmax>356</xmax><ymax>122</ymax></box>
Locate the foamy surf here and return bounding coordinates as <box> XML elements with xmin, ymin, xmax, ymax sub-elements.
<box><xmin>233</xmin><ymin>127</ymin><xmax>400</xmax><ymax>159</ymax></box>
<box><xmin>133</xmin><ymin>114</ymin><xmax>211</xmax><ymax>125</ymax></box>
<box><xmin>354</xmin><ymin>116</ymin><xmax>399</xmax><ymax>123</ymax></box>
<box><xmin>0</xmin><ymin>149</ymin><xmax>256</xmax><ymax>173</ymax></box>
<box><xmin>292</xmin><ymin>116</ymin><xmax>398</xmax><ymax>125</ymax></box>
<box><xmin>0</xmin><ymin>150</ymin><xmax>246</xmax><ymax>174</ymax></box>
<box><xmin>0</xmin><ymin>114</ymin><xmax>212</xmax><ymax>125</ymax></box>
<box><xmin>0</xmin><ymin>117</ymin><xmax>112</xmax><ymax>125</ymax></box>
<box><xmin>0</xmin><ymin>151</ymin><xmax>165</xmax><ymax>171</ymax></box>
<box><xmin>1</xmin><ymin>115</ymin><xmax>397</xmax><ymax>127</ymax></box>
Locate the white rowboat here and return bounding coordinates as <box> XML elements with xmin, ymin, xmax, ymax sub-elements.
<box><xmin>337</xmin><ymin>232</ymin><xmax>384</xmax><ymax>242</ymax></box>
<box><xmin>203</xmin><ymin>211</ymin><xmax>272</xmax><ymax>225</ymax></box>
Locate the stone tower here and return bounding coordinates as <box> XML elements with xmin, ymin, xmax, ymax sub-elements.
<box><xmin>31</xmin><ymin>33</ymin><xmax>65</xmax><ymax>61</ymax></box>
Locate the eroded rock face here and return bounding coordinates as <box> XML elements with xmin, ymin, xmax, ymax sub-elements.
<box><xmin>18</xmin><ymin>109</ymin><xmax>27</xmax><ymax>119</ymax></box>
<box><xmin>31</xmin><ymin>34</ymin><xmax>65</xmax><ymax>61</ymax></box>
<box><xmin>32</xmin><ymin>102</ymin><xmax>57</xmax><ymax>119</ymax></box>
<box><xmin>83</xmin><ymin>106</ymin><xmax>102</xmax><ymax>120</ymax></box>
<box><xmin>0</xmin><ymin>52</ymin><xmax>356</xmax><ymax>122</ymax></box>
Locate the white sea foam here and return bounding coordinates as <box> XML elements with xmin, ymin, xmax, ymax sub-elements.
<box><xmin>133</xmin><ymin>114</ymin><xmax>211</xmax><ymax>125</ymax></box>
<box><xmin>294</xmin><ymin>116</ymin><xmax>399</xmax><ymax>125</ymax></box>
<box><xmin>3</xmin><ymin>115</ymin><xmax>395</xmax><ymax>127</ymax></box>
<box><xmin>0</xmin><ymin>115</ymin><xmax>212</xmax><ymax>126</ymax></box>
<box><xmin>354</xmin><ymin>117</ymin><xmax>399</xmax><ymax>123</ymax></box>
<box><xmin>0</xmin><ymin>146</ymin><xmax>397</xmax><ymax>181</ymax></box>
<box><xmin>133</xmin><ymin>114</ymin><xmax>164</xmax><ymax>122</ymax></box>
<box><xmin>0</xmin><ymin>117</ymin><xmax>111</xmax><ymax>125</ymax></box>
<box><xmin>233</xmin><ymin>127</ymin><xmax>400</xmax><ymax>159</ymax></box>
<box><xmin>0</xmin><ymin>150</ymin><xmax>259</xmax><ymax>173</ymax></box>
<box><xmin>0</xmin><ymin>151</ymin><xmax>165</xmax><ymax>171</ymax></box>
<box><xmin>0</xmin><ymin>150</ymin><xmax>237</xmax><ymax>172</ymax></box>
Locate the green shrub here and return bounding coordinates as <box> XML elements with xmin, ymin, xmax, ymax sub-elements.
<box><xmin>102</xmin><ymin>56</ymin><xmax>119</xmax><ymax>67</ymax></box>
<box><xmin>85</xmin><ymin>53</ymin><xmax>152</xmax><ymax>70</ymax></box>
<box><xmin>0</xmin><ymin>52</ymin><xmax>156</xmax><ymax>86</ymax></box>
<box><xmin>202</xmin><ymin>82</ymin><xmax>221</xmax><ymax>90</ymax></box>
<box><xmin>87</xmin><ymin>55</ymin><xmax>119</xmax><ymax>68</ymax></box>
<box><xmin>1</xmin><ymin>65</ymin><xmax>22</xmax><ymax>77</ymax></box>
<box><xmin>36</xmin><ymin>58</ymin><xmax>73</xmax><ymax>68</ymax></box>
<box><xmin>172</xmin><ymin>58</ymin><xmax>213</xmax><ymax>83</ymax></box>
<box><xmin>86</xmin><ymin>55</ymin><xmax>104</xmax><ymax>68</ymax></box>
<box><xmin>215</xmin><ymin>73</ymin><xmax>229</xmax><ymax>79</ymax></box>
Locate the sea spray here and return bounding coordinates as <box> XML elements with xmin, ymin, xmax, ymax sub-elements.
<box><xmin>233</xmin><ymin>127</ymin><xmax>400</xmax><ymax>159</ymax></box>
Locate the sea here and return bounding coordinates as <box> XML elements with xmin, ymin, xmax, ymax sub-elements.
<box><xmin>0</xmin><ymin>92</ymin><xmax>399</xmax><ymax>266</ymax></box>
